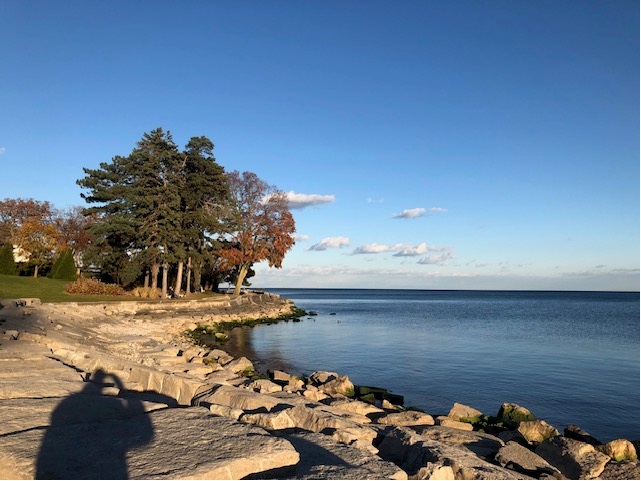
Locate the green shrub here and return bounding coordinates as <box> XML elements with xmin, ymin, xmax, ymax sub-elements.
<box><xmin>0</xmin><ymin>244</ymin><xmax>17</xmax><ymax>275</ymax></box>
<box><xmin>49</xmin><ymin>250</ymin><xmax>77</xmax><ymax>281</ymax></box>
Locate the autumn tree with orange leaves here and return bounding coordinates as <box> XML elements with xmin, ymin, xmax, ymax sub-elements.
<box><xmin>16</xmin><ymin>219</ymin><xmax>60</xmax><ymax>278</ymax></box>
<box><xmin>218</xmin><ymin>171</ymin><xmax>295</xmax><ymax>296</ymax></box>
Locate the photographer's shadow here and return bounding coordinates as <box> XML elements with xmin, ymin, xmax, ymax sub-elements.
<box><xmin>36</xmin><ymin>369</ymin><xmax>176</xmax><ymax>480</ymax></box>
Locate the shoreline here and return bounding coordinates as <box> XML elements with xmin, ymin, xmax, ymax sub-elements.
<box><xmin>0</xmin><ymin>294</ymin><xmax>638</xmax><ymax>479</ymax></box>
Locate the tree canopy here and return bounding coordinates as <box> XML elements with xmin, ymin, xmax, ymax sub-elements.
<box><xmin>74</xmin><ymin>128</ymin><xmax>288</xmax><ymax>296</ymax></box>
<box><xmin>218</xmin><ymin>171</ymin><xmax>296</xmax><ymax>296</ymax></box>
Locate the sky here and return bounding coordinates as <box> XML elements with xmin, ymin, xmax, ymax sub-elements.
<box><xmin>1</xmin><ymin>1</ymin><xmax>639</xmax><ymax>291</ymax></box>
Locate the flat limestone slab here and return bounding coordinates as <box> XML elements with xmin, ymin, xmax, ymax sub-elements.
<box><xmin>0</xmin><ymin>394</ymin><xmax>174</xmax><ymax>436</ymax></box>
<box><xmin>0</xmin><ymin>356</ymin><xmax>86</xmax><ymax>400</ymax></box>
<box><xmin>0</xmin><ymin>406</ymin><xmax>299</xmax><ymax>480</ymax></box>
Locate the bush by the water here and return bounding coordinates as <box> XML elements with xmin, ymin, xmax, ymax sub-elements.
<box><xmin>0</xmin><ymin>244</ymin><xmax>17</xmax><ymax>275</ymax></box>
<box><xmin>65</xmin><ymin>277</ymin><xmax>126</xmax><ymax>296</ymax></box>
<box><xmin>49</xmin><ymin>250</ymin><xmax>77</xmax><ymax>281</ymax></box>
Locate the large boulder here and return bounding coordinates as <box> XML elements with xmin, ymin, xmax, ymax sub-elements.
<box><xmin>281</xmin><ymin>429</ymin><xmax>408</xmax><ymax>480</ymax></box>
<box><xmin>319</xmin><ymin>375</ymin><xmax>355</xmax><ymax>397</ymax></box>
<box><xmin>376</xmin><ymin>426</ymin><xmax>528</xmax><ymax>479</ymax></box>
<box><xmin>413</xmin><ymin>425</ymin><xmax>505</xmax><ymax>459</ymax></box>
<box><xmin>285</xmin><ymin>405</ymin><xmax>379</xmax><ymax>448</ymax></box>
<box><xmin>194</xmin><ymin>384</ymin><xmax>283</xmax><ymax>413</ymax></box>
<box><xmin>597</xmin><ymin>439</ymin><xmax>638</xmax><ymax>462</ymax></box>
<box><xmin>308</xmin><ymin>370</ymin><xmax>339</xmax><ymax>385</ymax></box>
<box><xmin>517</xmin><ymin>420</ymin><xmax>560</xmax><ymax>443</ymax></box>
<box><xmin>564</xmin><ymin>425</ymin><xmax>602</xmax><ymax>446</ymax></box>
<box><xmin>377</xmin><ymin>410</ymin><xmax>435</xmax><ymax>427</ymax></box>
<box><xmin>246</xmin><ymin>379</ymin><xmax>283</xmax><ymax>394</ymax></box>
<box><xmin>448</xmin><ymin>402</ymin><xmax>483</xmax><ymax>422</ymax></box>
<box><xmin>224</xmin><ymin>356</ymin><xmax>254</xmax><ymax>375</ymax></box>
<box><xmin>535</xmin><ymin>436</ymin><xmax>610</xmax><ymax>479</ymax></box>
<box><xmin>495</xmin><ymin>441</ymin><xmax>563</xmax><ymax>479</ymax></box>
<box><xmin>498</xmin><ymin>402</ymin><xmax>537</xmax><ymax>423</ymax></box>
<box><xmin>322</xmin><ymin>397</ymin><xmax>385</xmax><ymax>418</ymax></box>
<box><xmin>436</xmin><ymin>416</ymin><xmax>474</xmax><ymax>431</ymax></box>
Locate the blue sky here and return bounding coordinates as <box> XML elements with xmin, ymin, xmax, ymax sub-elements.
<box><xmin>1</xmin><ymin>1</ymin><xmax>638</xmax><ymax>290</ymax></box>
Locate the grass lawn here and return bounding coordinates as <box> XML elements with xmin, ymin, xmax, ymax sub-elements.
<box><xmin>0</xmin><ymin>274</ymin><xmax>228</xmax><ymax>303</ymax></box>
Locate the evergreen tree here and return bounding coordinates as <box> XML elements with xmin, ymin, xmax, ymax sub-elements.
<box><xmin>49</xmin><ymin>249</ymin><xmax>77</xmax><ymax>281</ymax></box>
<box><xmin>178</xmin><ymin>136</ymin><xmax>229</xmax><ymax>294</ymax></box>
<box><xmin>0</xmin><ymin>244</ymin><xmax>16</xmax><ymax>275</ymax></box>
<box><xmin>78</xmin><ymin>128</ymin><xmax>227</xmax><ymax>297</ymax></box>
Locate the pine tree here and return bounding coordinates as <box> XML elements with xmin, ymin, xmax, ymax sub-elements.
<box><xmin>0</xmin><ymin>244</ymin><xmax>17</xmax><ymax>275</ymax></box>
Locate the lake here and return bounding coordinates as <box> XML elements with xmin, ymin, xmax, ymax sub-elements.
<box><xmin>224</xmin><ymin>289</ymin><xmax>640</xmax><ymax>442</ymax></box>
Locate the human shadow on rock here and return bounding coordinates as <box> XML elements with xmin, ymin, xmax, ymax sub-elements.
<box><xmin>36</xmin><ymin>369</ymin><xmax>175</xmax><ymax>479</ymax></box>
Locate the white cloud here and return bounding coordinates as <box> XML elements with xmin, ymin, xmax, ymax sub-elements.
<box><xmin>394</xmin><ymin>242</ymin><xmax>432</xmax><ymax>257</ymax></box>
<box><xmin>0</xmin><ymin>147</ymin><xmax>5</xmax><ymax>155</ymax></box>
<box><xmin>417</xmin><ymin>251</ymin><xmax>454</xmax><ymax>265</ymax></box>
<box><xmin>366</xmin><ymin>197</ymin><xmax>385</xmax><ymax>204</ymax></box>
<box><xmin>351</xmin><ymin>243</ymin><xmax>403</xmax><ymax>254</ymax></box>
<box><xmin>351</xmin><ymin>242</ymin><xmax>449</xmax><ymax>258</ymax></box>
<box><xmin>428</xmin><ymin>207</ymin><xmax>447</xmax><ymax>214</ymax></box>
<box><xmin>392</xmin><ymin>207</ymin><xmax>447</xmax><ymax>219</ymax></box>
<box><xmin>293</xmin><ymin>233</ymin><xmax>311</xmax><ymax>242</ymax></box>
<box><xmin>308</xmin><ymin>236</ymin><xmax>350</xmax><ymax>251</ymax></box>
<box><xmin>393</xmin><ymin>207</ymin><xmax>426</xmax><ymax>219</ymax></box>
<box><xmin>286</xmin><ymin>191</ymin><xmax>335</xmax><ymax>210</ymax></box>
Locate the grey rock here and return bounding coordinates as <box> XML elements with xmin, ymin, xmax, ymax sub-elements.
<box><xmin>247</xmin><ymin>378</ymin><xmax>283</xmax><ymax>393</ymax></box>
<box><xmin>377</xmin><ymin>410</ymin><xmax>435</xmax><ymax>427</ymax></box>
<box><xmin>564</xmin><ymin>424</ymin><xmax>602</xmax><ymax>446</ymax></box>
<box><xmin>0</xmin><ymin>406</ymin><xmax>299</xmax><ymax>480</ymax></box>
<box><xmin>495</xmin><ymin>441</ymin><xmax>563</xmax><ymax>478</ymax></box>
<box><xmin>225</xmin><ymin>356</ymin><xmax>254</xmax><ymax>374</ymax></box>
<box><xmin>323</xmin><ymin>397</ymin><xmax>386</xmax><ymax>417</ymax></box>
<box><xmin>448</xmin><ymin>402</ymin><xmax>483</xmax><ymax>421</ymax></box>
<box><xmin>286</xmin><ymin>405</ymin><xmax>379</xmax><ymax>447</ymax></box>
<box><xmin>376</xmin><ymin>426</ymin><xmax>530</xmax><ymax>479</ymax></box>
<box><xmin>535</xmin><ymin>436</ymin><xmax>610</xmax><ymax>479</ymax></box>
<box><xmin>413</xmin><ymin>425</ymin><xmax>504</xmax><ymax>459</ymax></box>
<box><xmin>518</xmin><ymin>420</ymin><xmax>560</xmax><ymax>443</ymax></box>
<box><xmin>280</xmin><ymin>429</ymin><xmax>407</xmax><ymax>480</ymax></box>
<box><xmin>436</xmin><ymin>415</ymin><xmax>474</xmax><ymax>431</ymax></box>
<box><xmin>309</xmin><ymin>370</ymin><xmax>339</xmax><ymax>385</ymax></box>
<box><xmin>599</xmin><ymin>460</ymin><xmax>640</xmax><ymax>480</ymax></box>
<box><xmin>194</xmin><ymin>384</ymin><xmax>283</xmax><ymax>413</ymax></box>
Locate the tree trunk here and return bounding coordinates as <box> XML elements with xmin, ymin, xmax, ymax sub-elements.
<box><xmin>33</xmin><ymin>264</ymin><xmax>39</xmax><ymax>278</ymax></box>
<box><xmin>151</xmin><ymin>263</ymin><xmax>160</xmax><ymax>289</ymax></box>
<box><xmin>233</xmin><ymin>263</ymin><xmax>249</xmax><ymax>296</ymax></box>
<box><xmin>161</xmin><ymin>262</ymin><xmax>169</xmax><ymax>299</ymax></box>
<box><xmin>194</xmin><ymin>260</ymin><xmax>202</xmax><ymax>292</ymax></box>
<box><xmin>174</xmin><ymin>260</ymin><xmax>184</xmax><ymax>296</ymax></box>
<box><xmin>144</xmin><ymin>270</ymin><xmax>150</xmax><ymax>288</ymax></box>
<box><xmin>185</xmin><ymin>257</ymin><xmax>192</xmax><ymax>295</ymax></box>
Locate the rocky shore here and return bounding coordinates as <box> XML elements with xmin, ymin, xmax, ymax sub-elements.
<box><xmin>0</xmin><ymin>294</ymin><xmax>638</xmax><ymax>480</ymax></box>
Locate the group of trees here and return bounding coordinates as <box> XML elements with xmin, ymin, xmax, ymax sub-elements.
<box><xmin>0</xmin><ymin>198</ymin><xmax>90</xmax><ymax>279</ymax></box>
<box><xmin>0</xmin><ymin>128</ymin><xmax>296</xmax><ymax>297</ymax></box>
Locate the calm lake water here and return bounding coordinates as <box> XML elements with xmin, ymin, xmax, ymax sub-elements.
<box><xmin>225</xmin><ymin>289</ymin><xmax>640</xmax><ymax>442</ymax></box>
